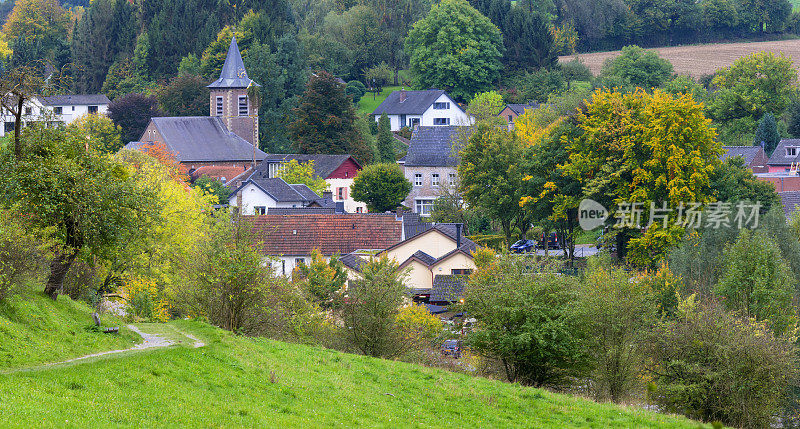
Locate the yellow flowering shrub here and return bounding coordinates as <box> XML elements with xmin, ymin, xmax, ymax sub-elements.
<box><xmin>121</xmin><ymin>277</ymin><xmax>170</xmax><ymax>322</ymax></box>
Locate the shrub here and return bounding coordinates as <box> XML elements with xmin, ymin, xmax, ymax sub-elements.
<box><xmin>293</xmin><ymin>249</ymin><xmax>347</xmax><ymax>309</ymax></box>
<box><xmin>122</xmin><ymin>277</ymin><xmax>169</xmax><ymax>322</ymax></box>
<box><xmin>395</xmin><ymin>304</ymin><xmax>442</xmax><ymax>352</ymax></box>
<box><xmin>647</xmin><ymin>296</ymin><xmax>798</xmax><ymax>428</ymax></box>
<box><xmin>0</xmin><ymin>209</ymin><xmax>48</xmax><ymax>300</ymax></box>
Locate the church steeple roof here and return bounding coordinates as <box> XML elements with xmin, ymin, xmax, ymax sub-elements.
<box><xmin>207</xmin><ymin>36</ymin><xmax>260</xmax><ymax>89</ymax></box>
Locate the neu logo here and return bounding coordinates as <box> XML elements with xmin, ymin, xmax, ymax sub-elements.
<box><xmin>579</xmin><ymin>199</ymin><xmax>608</xmax><ymax>231</ymax></box>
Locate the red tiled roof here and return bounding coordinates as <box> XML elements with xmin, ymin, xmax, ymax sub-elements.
<box><xmin>190</xmin><ymin>165</ymin><xmax>250</xmax><ymax>183</ymax></box>
<box><xmin>250</xmin><ymin>214</ymin><xmax>403</xmax><ymax>256</ymax></box>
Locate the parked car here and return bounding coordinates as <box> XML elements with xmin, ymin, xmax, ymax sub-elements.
<box><xmin>537</xmin><ymin>232</ymin><xmax>561</xmax><ymax>249</ymax></box>
<box><xmin>440</xmin><ymin>339</ymin><xmax>462</xmax><ymax>358</ymax></box>
<box><xmin>510</xmin><ymin>239</ymin><xmax>536</xmax><ymax>253</ymax></box>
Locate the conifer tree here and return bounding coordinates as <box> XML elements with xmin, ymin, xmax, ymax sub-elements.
<box><xmin>754</xmin><ymin>112</ymin><xmax>780</xmax><ymax>156</ymax></box>
<box><xmin>376</xmin><ymin>113</ymin><xmax>396</xmax><ymax>162</ymax></box>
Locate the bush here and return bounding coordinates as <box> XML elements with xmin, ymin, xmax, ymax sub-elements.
<box><xmin>648</xmin><ymin>296</ymin><xmax>797</xmax><ymax>428</ymax></box>
<box><xmin>463</xmin><ymin>253</ymin><xmax>590</xmax><ymax>387</ymax></box>
<box><xmin>0</xmin><ymin>209</ymin><xmax>48</xmax><ymax>300</ymax></box>
<box><xmin>503</xmin><ymin>68</ymin><xmax>567</xmax><ymax>103</ymax></box>
<box><xmin>395</xmin><ymin>304</ymin><xmax>442</xmax><ymax>352</ymax></box>
<box><xmin>121</xmin><ymin>277</ymin><xmax>169</xmax><ymax>322</ymax></box>
<box><xmin>560</xmin><ymin>59</ymin><xmax>593</xmax><ymax>82</ymax></box>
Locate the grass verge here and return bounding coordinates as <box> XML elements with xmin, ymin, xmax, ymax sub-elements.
<box><xmin>0</xmin><ymin>319</ymin><xmax>711</xmax><ymax>428</ymax></box>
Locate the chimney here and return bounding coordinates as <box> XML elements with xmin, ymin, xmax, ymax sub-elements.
<box><xmin>323</xmin><ymin>190</ymin><xmax>332</xmax><ymax>200</ymax></box>
<box><xmin>456</xmin><ymin>223</ymin><xmax>462</xmax><ymax>249</ymax></box>
<box><xmin>399</xmin><ymin>88</ymin><xmax>407</xmax><ymax>103</ymax></box>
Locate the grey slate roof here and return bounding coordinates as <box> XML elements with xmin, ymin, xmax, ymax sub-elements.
<box><xmin>290</xmin><ymin>184</ymin><xmax>321</xmax><ymax>201</ymax></box>
<box><xmin>780</xmin><ymin>191</ymin><xmax>800</xmax><ymax>217</ymax></box>
<box><xmin>340</xmin><ymin>253</ymin><xmax>367</xmax><ymax>272</ymax></box>
<box><xmin>405</xmin><ymin>126</ymin><xmax>468</xmax><ymax>167</ymax></box>
<box><xmin>409</xmin><ymin>250</ymin><xmax>437</xmax><ymax>266</ymax></box>
<box><xmin>721</xmin><ymin>146</ymin><xmax>763</xmax><ymax>165</ymax></box>
<box><xmin>207</xmin><ymin>36</ymin><xmax>259</xmax><ymax>89</ymax></box>
<box><xmin>504</xmin><ymin>102</ymin><xmax>539</xmax><ymax>116</ymax></box>
<box><xmin>230</xmin><ymin>177</ymin><xmax>313</xmax><ymax>203</ymax></box>
<box><xmin>430</xmin><ymin>275</ymin><xmax>467</xmax><ymax>303</ymax></box>
<box><xmin>768</xmin><ymin>139</ymin><xmax>800</xmax><ymax>166</ymax></box>
<box><xmin>149</xmin><ymin>116</ymin><xmax>266</xmax><ymax>163</ymax></box>
<box><xmin>254</xmin><ymin>154</ymin><xmax>359</xmax><ymax>179</ymax></box>
<box><xmin>41</xmin><ymin>94</ymin><xmax>110</xmax><ymax>106</ymax></box>
<box><xmin>372</xmin><ymin>90</ymin><xmax>464</xmax><ymax>115</ymax></box>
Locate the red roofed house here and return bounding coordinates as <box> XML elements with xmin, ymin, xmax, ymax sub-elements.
<box><xmin>250</xmin><ymin>214</ymin><xmax>403</xmax><ymax>277</ymax></box>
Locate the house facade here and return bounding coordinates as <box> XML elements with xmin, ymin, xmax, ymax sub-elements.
<box><xmin>228</xmin><ymin>177</ymin><xmax>338</xmax><ymax>215</ymax></box>
<box><xmin>0</xmin><ymin>94</ymin><xmax>110</xmax><ymax>137</ymax></box>
<box><xmin>371</xmin><ymin>90</ymin><xmax>471</xmax><ymax>132</ymax></box>
<box><xmin>767</xmin><ymin>139</ymin><xmax>800</xmax><ymax>172</ymax></box>
<box><xmin>402</xmin><ymin>126</ymin><xmax>466</xmax><ymax>215</ymax></box>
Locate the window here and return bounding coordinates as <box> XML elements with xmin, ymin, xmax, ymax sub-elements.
<box><xmin>4</xmin><ymin>122</ymin><xmax>14</xmax><ymax>133</ymax></box>
<box><xmin>787</xmin><ymin>147</ymin><xmax>798</xmax><ymax>157</ymax></box>
<box><xmin>508</xmin><ymin>115</ymin><xmax>513</xmax><ymax>122</ymax></box>
<box><xmin>88</xmin><ymin>106</ymin><xmax>98</xmax><ymax>114</ymax></box>
<box><xmin>254</xmin><ymin>206</ymin><xmax>267</xmax><ymax>215</ymax></box>
<box><xmin>295</xmin><ymin>258</ymin><xmax>306</xmax><ymax>266</ymax></box>
<box><xmin>414</xmin><ymin>173</ymin><xmax>423</xmax><ymax>186</ymax></box>
<box><xmin>54</xmin><ymin>107</ymin><xmax>63</xmax><ymax>115</ymax></box>
<box><xmin>452</xmin><ymin>269</ymin><xmax>472</xmax><ymax>276</ymax></box>
<box><xmin>415</xmin><ymin>199</ymin><xmax>435</xmax><ymax>216</ymax></box>
<box><xmin>409</xmin><ymin>118</ymin><xmax>420</xmax><ymax>127</ymax></box>
<box><xmin>356</xmin><ymin>207</ymin><xmax>363</xmax><ymax>213</ymax></box>
<box><xmin>337</xmin><ymin>187</ymin><xmax>347</xmax><ymax>200</ymax></box>
<box><xmin>433</xmin><ymin>102</ymin><xmax>450</xmax><ymax>110</ymax></box>
<box><xmin>238</xmin><ymin>95</ymin><xmax>248</xmax><ymax>116</ymax></box>
<box><xmin>282</xmin><ymin>260</ymin><xmax>286</xmax><ymax>276</ymax></box>
<box><xmin>71</xmin><ymin>106</ymin><xmax>75</xmax><ymax>111</ymax></box>
<box><xmin>268</xmin><ymin>162</ymin><xmax>284</xmax><ymax>178</ymax></box>
<box><xmin>24</xmin><ymin>107</ymin><xmax>31</xmax><ymax>116</ymax></box>
<box><xmin>433</xmin><ymin>118</ymin><xmax>450</xmax><ymax>125</ymax></box>
<box><xmin>431</xmin><ymin>173</ymin><xmax>440</xmax><ymax>186</ymax></box>
<box><xmin>448</xmin><ymin>173</ymin><xmax>457</xmax><ymax>187</ymax></box>
<box><xmin>216</xmin><ymin>96</ymin><xmax>223</xmax><ymax>116</ymax></box>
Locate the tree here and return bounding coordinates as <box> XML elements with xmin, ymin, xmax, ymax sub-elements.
<box><xmin>648</xmin><ymin>296</ymin><xmax>797</xmax><ymax>428</ymax></box>
<box><xmin>598</xmin><ymin>45</ymin><xmax>674</xmax><ymax>90</ymax></box>
<box><xmin>289</xmin><ymin>71</ymin><xmax>372</xmax><ymax>164</ymax></box>
<box><xmin>191</xmin><ymin>175</ymin><xmax>229</xmax><ymax>205</ymax></box>
<box><xmin>275</xmin><ymin>159</ymin><xmax>329</xmax><ymax>196</ymax></box>
<box><xmin>376</xmin><ymin>113</ymin><xmax>396</xmax><ymax>163</ymax></box>
<box><xmin>107</xmin><ymin>93</ymin><xmax>166</xmax><ymax>145</ymax></box>
<box><xmin>710</xmin><ymin>156</ymin><xmax>780</xmax><ymax>210</ymax></box>
<box><xmin>463</xmin><ymin>253</ymin><xmax>591</xmax><ymax>387</ymax></box>
<box><xmin>364</xmin><ymin>62</ymin><xmax>392</xmax><ymax>98</ymax></box>
<box><xmin>0</xmin><ymin>125</ymin><xmax>159</xmax><ymax>299</ymax></box>
<box><xmin>459</xmin><ymin>123</ymin><xmax>530</xmax><ymax>246</ymax></box>
<box><xmin>67</xmin><ymin>113</ymin><xmax>123</xmax><ymax>154</ymax></box>
<box><xmin>467</xmin><ymin>91</ymin><xmax>504</xmax><ymax>122</ymax></box>
<box><xmin>369</xmin><ymin>0</ymin><xmax>432</xmax><ymax>84</ymax></box>
<box><xmin>178</xmin><ymin>54</ymin><xmax>202</xmax><ymax>77</ymax></box>
<box><xmin>716</xmin><ymin>230</ymin><xmax>798</xmax><ymax>336</ymax></box>
<box><xmin>738</xmin><ymin>0</ymin><xmax>792</xmax><ymax>33</ymax></box>
<box><xmin>404</xmin><ymin>0</ymin><xmax>504</xmax><ymax>101</ymax></box>
<box><xmin>563</xmin><ymin>89</ymin><xmax>720</xmax><ymax>265</ymax></box>
<box><xmin>351</xmin><ymin>163</ymin><xmax>411</xmax><ymax>212</ymax></box>
<box><xmin>502</xmin><ymin>6</ymin><xmax>555</xmax><ymax>70</ymax></box>
<box><xmin>340</xmin><ymin>255</ymin><xmax>409</xmax><ymax>358</ymax></box>
<box><xmin>3</xmin><ymin>0</ymin><xmax>70</xmax><ymax>61</ymax></box>
<box><xmin>101</xmin><ymin>58</ymin><xmax>153</xmax><ymax>101</ymax></box>
<box><xmin>155</xmin><ymin>74</ymin><xmax>210</xmax><ymax>117</ymax></box>
<box><xmin>345</xmin><ymin>80</ymin><xmax>366</xmax><ymax>104</ymax></box>
<box><xmin>753</xmin><ymin>112</ymin><xmax>780</xmax><ymax>156</ymax></box>
<box><xmin>579</xmin><ymin>256</ymin><xmax>657</xmax><ymax>402</ymax></box>
<box><xmin>0</xmin><ymin>207</ymin><xmax>49</xmax><ymax>301</ymax></box>
<box><xmin>294</xmin><ymin>249</ymin><xmax>347</xmax><ymax>308</ymax></box>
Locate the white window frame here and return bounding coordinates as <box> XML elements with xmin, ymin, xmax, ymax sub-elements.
<box><xmin>433</xmin><ymin>102</ymin><xmax>450</xmax><ymax>110</ymax></box>
<box><xmin>414</xmin><ymin>173</ymin><xmax>423</xmax><ymax>187</ymax></box>
<box><xmin>431</xmin><ymin>173</ymin><xmax>440</xmax><ymax>187</ymax></box>
<box><xmin>254</xmin><ymin>206</ymin><xmax>266</xmax><ymax>215</ymax></box>
<box><xmin>216</xmin><ymin>96</ymin><xmax>224</xmax><ymax>116</ymax></box>
<box><xmin>238</xmin><ymin>95</ymin><xmax>248</xmax><ymax>116</ymax></box>
<box><xmin>433</xmin><ymin>118</ymin><xmax>450</xmax><ymax>125</ymax></box>
<box><xmin>415</xmin><ymin>199</ymin><xmax>435</xmax><ymax>216</ymax></box>
<box><xmin>787</xmin><ymin>147</ymin><xmax>797</xmax><ymax>157</ymax></box>
<box><xmin>448</xmin><ymin>173</ymin><xmax>457</xmax><ymax>187</ymax></box>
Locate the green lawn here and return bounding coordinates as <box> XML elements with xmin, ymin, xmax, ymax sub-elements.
<box><xmin>357</xmin><ymin>85</ymin><xmax>400</xmax><ymax>115</ymax></box>
<box><xmin>0</xmin><ymin>289</ymin><xmax>139</xmax><ymax>370</ymax></box>
<box><xmin>0</xmin><ymin>300</ymin><xmax>711</xmax><ymax>428</ymax></box>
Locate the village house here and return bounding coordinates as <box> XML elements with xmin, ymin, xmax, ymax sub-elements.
<box><xmin>0</xmin><ymin>94</ymin><xmax>110</xmax><ymax>137</ymax></box>
<box><xmin>498</xmin><ymin>102</ymin><xmax>538</xmax><ymax>130</ymax></box>
<box><xmin>720</xmin><ymin>145</ymin><xmax>768</xmax><ymax>173</ymax></box>
<box><xmin>250</xmin><ymin>214</ymin><xmax>403</xmax><ymax>277</ymax></box>
<box><xmin>402</xmin><ymin>126</ymin><xmax>467</xmax><ymax>215</ymax></box>
<box><xmin>227</xmin><ymin>177</ymin><xmax>341</xmax><ymax>215</ymax></box>
<box><xmin>371</xmin><ymin>89</ymin><xmax>471</xmax><ymax>132</ymax></box>
<box><xmin>126</xmin><ymin>36</ymin><xmax>265</xmax><ymax>181</ymax></box>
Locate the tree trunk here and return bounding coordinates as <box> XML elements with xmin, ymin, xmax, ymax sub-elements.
<box><xmin>13</xmin><ymin>96</ymin><xmax>23</xmax><ymax>161</ymax></box>
<box><xmin>44</xmin><ymin>249</ymin><xmax>78</xmax><ymax>300</ymax></box>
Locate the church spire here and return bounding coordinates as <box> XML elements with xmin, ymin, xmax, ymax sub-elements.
<box><xmin>207</xmin><ymin>36</ymin><xmax>260</xmax><ymax>89</ymax></box>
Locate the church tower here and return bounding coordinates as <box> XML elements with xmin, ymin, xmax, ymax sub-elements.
<box><xmin>207</xmin><ymin>36</ymin><xmax>260</xmax><ymax>147</ymax></box>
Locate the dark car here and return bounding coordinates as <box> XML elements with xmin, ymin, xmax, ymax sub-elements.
<box><xmin>440</xmin><ymin>339</ymin><xmax>462</xmax><ymax>358</ymax></box>
<box><xmin>537</xmin><ymin>232</ymin><xmax>561</xmax><ymax>250</ymax></box>
<box><xmin>510</xmin><ymin>239</ymin><xmax>536</xmax><ymax>253</ymax></box>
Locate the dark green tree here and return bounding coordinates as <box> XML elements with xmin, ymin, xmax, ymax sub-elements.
<box><xmin>404</xmin><ymin>0</ymin><xmax>504</xmax><ymax>101</ymax></box>
<box><xmin>502</xmin><ymin>6</ymin><xmax>555</xmax><ymax>70</ymax></box>
<box><xmin>191</xmin><ymin>175</ymin><xmax>229</xmax><ymax>205</ymax></box>
<box><xmin>376</xmin><ymin>113</ymin><xmax>395</xmax><ymax>162</ymax></box>
<box><xmin>598</xmin><ymin>45</ymin><xmax>674</xmax><ymax>90</ymax></box>
<box><xmin>155</xmin><ymin>74</ymin><xmax>210</xmax><ymax>117</ymax></box>
<box><xmin>753</xmin><ymin>112</ymin><xmax>780</xmax><ymax>156</ymax></box>
<box><xmin>351</xmin><ymin>163</ymin><xmax>411</xmax><ymax>212</ymax></box>
<box><xmin>711</xmin><ymin>157</ymin><xmax>780</xmax><ymax>210</ymax></box>
<box><xmin>289</xmin><ymin>71</ymin><xmax>372</xmax><ymax>164</ymax></box>
<box><xmin>107</xmin><ymin>93</ymin><xmax>166</xmax><ymax>145</ymax></box>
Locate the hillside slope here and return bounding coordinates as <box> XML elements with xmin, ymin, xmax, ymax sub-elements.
<box><xmin>0</xmin><ymin>291</ymin><xmax>139</xmax><ymax>370</ymax></box>
<box><xmin>0</xmin><ymin>311</ymin><xmax>710</xmax><ymax>427</ymax></box>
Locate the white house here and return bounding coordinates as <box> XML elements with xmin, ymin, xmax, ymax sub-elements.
<box><xmin>0</xmin><ymin>94</ymin><xmax>111</xmax><ymax>137</ymax></box>
<box><xmin>371</xmin><ymin>89</ymin><xmax>472</xmax><ymax>132</ymax></box>
<box><xmin>228</xmin><ymin>177</ymin><xmax>340</xmax><ymax>215</ymax></box>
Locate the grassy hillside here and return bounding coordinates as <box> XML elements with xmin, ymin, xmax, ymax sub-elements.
<box><xmin>0</xmin><ymin>289</ymin><xmax>139</xmax><ymax>370</ymax></box>
<box><xmin>358</xmin><ymin>85</ymin><xmax>400</xmax><ymax>115</ymax></box>
<box><xmin>0</xmin><ymin>311</ymin><xmax>711</xmax><ymax>428</ymax></box>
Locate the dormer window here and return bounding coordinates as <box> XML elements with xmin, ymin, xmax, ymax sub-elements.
<box><xmin>433</xmin><ymin>102</ymin><xmax>450</xmax><ymax>110</ymax></box>
<box><xmin>787</xmin><ymin>146</ymin><xmax>797</xmax><ymax>157</ymax></box>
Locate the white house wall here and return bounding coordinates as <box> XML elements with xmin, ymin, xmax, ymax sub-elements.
<box><xmin>419</xmin><ymin>94</ymin><xmax>471</xmax><ymax>128</ymax></box>
<box><xmin>327</xmin><ymin>177</ymin><xmax>367</xmax><ymax>213</ymax></box>
<box><xmin>0</xmin><ymin>98</ymin><xmax>110</xmax><ymax>137</ymax></box>
<box><xmin>228</xmin><ymin>183</ymin><xmax>303</xmax><ymax>215</ymax></box>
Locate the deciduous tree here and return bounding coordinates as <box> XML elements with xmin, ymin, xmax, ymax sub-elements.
<box><xmin>275</xmin><ymin>159</ymin><xmax>329</xmax><ymax>196</ymax></box>
<box><xmin>351</xmin><ymin>163</ymin><xmax>411</xmax><ymax>212</ymax></box>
